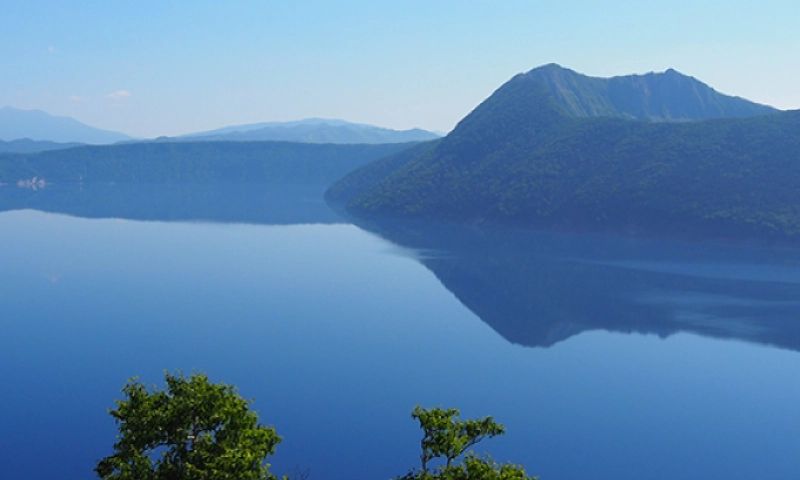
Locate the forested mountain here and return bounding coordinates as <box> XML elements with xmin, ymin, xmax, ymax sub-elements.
<box><xmin>0</xmin><ymin>141</ymin><xmax>412</xmax><ymax>185</ymax></box>
<box><xmin>328</xmin><ymin>65</ymin><xmax>800</xmax><ymax>240</ymax></box>
<box><xmin>176</xmin><ymin>118</ymin><xmax>440</xmax><ymax>144</ymax></box>
<box><xmin>0</xmin><ymin>107</ymin><xmax>131</xmax><ymax>144</ymax></box>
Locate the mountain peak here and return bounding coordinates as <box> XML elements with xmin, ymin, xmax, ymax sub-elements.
<box><xmin>529</xmin><ymin>63</ymin><xmax>568</xmax><ymax>72</ymax></box>
<box><xmin>511</xmin><ymin>64</ymin><xmax>777</xmax><ymax>121</ymax></box>
<box><xmin>524</xmin><ymin>63</ymin><xmax>579</xmax><ymax>78</ymax></box>
<box><xmin>645</xmin><ymin>67</ymin><xmax>696</xmax><ymax>83</ymax></box>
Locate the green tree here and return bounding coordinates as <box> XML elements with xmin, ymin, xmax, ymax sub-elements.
<box><xmin>95</xmin><ymin>372</ymin><xmax>281</xmax><ymax>480</ymax></box>
<box><xmin>402</xmin><ymin>406</ymin><xmax>537</xmax><ymax>480</ymax></box>
<box><xmin>433</xmin><ymin>454</ymin><xmax>535</xmax><ymax>480</ymax></box>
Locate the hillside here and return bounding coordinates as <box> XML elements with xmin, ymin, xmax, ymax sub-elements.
<box><xmin>0</xmin><ymin>107</ymin><xmax>131</xmax><ymax>144</ymax></box>
<box><xmin>328</xmin><ymin>65</ymin><xmax>800</xmax><ymax>240</ymax></box>
<box><xmin>177</xmin><ymin>118</ymin><xmax>440</xmax><ymax>144</ymax></box>
<box><xmin>0</xmin><ymin>141</ymin><xmax>412</xmax><ymax>186</ymax></box>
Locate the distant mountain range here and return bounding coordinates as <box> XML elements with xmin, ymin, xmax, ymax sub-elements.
<box><xmin>0</xmin><ymin>108</ymin><xmax>439</xmax><ymax>146</ymax></box>
<box><xmin>328</xmin><ymin>64</ymin><xmax>800</xmax><ymax>240</ymax></box>
<box><xmin>0</xmin><ymin>138</ymin><xmax>83</xmax><ymax>154</ymax></box>
<box><xmin>0</xmin><ymin>107</ymin><xmax>131</xmax><ymax>144</ymax></box>
<box><xmin>174</xmin><ymin>118</ymin><xmax>440</xmax><ymax>144</ymax></box>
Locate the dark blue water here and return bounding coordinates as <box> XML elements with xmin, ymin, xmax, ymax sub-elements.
<box><xmin>2</xmin><ymin>186</ymin><xmax>800</xmax><ymax>480</ymax></box>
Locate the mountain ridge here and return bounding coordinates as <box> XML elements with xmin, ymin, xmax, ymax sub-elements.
<box><xmin>0</xmin><ymin>106</ymin><xmax>131</xmax><ymax>144</ymax></box>
<box><xmin>175</xmin><ymin>118</ymin><xmax>440</xmax><ymax>144</ymax></box>
<box><xmin>520</xmin><ymin>63</ymin><xmax>777</xmax><ymax>120</ymax></box>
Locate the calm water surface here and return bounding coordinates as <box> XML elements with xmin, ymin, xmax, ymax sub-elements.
<box><xmin>2</xmin><ymin>188</ymin><xmax>800</xmax><ymax>480</ymax></box>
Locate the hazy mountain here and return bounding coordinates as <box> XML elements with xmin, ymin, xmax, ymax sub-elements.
<box><xmin>177</xmin><ymin>118</ymin><xmax>440</xmax><ymax>144</ymax></box>
<box><xmin>0</xmin><ymin>138</ymin><xmax>82</xmax><ymax>154</ymax></box>
<box><xmin>328</xmin><ymin>64</ymin><xmax>800</xmax><ymax>240</ymax></box>
<box><xmin>0</xmin><ymin>107</ymin><xmax>131</xmax><ymax>144</ymax></box>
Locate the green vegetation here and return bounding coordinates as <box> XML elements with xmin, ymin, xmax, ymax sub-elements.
<box><xmin>96</xmin><ymin>373</ymin><xmax>536</xmax><ymax>480</ymax></box>
<box><xmin>328</xmin><ymin>65</ymin><xmax>800</xmax><ymax>240</ymax></box>
<box><xmin>96</xmin><ymin>373</ymin><xmax>281</xmax><ymax>480</ymax></box>
<box><xmin>412</xmin><ymin>406</ymin><xmax>504</xmax><ymax>472</ymax></box>
<box><xmin>399</xmin><ymin>406</ymin><xmax>536</xmax><ymax>480</ymax></box>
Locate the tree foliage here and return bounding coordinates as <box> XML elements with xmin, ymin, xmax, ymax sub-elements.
<box><xmin>95</xmin><ymin>372</ymin><xmax>281</xmax><ymax>480</ymax></box>
<box><xmin>428</xmin><ymin>455</ymin><xmax>535</xmax><ymax>480</ymax></box>
<box><xmin>401</xmin><ymin>406</ymin><xmax>537</xmax><ymax>480</ymax></box>
<box><xmin>412</xmin><ymin>406</ymin><xmax>505</xmax><ymax>472</ymax></box>
<box><xmin>96</xmin><ymin>375</ymin><xmax>538</xmax><ymax>480</ymax></box>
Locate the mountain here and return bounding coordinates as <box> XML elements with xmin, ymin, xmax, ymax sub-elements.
<box><xmin>0</xmin><ymin>138</ymin><xmax>82</xmax><ymax>154</ymax></box>
<box><xmin>328</xmin><ymin>64</ymin><xmax>800</xmax><ymax>240</ymax></box>
<box><xmin>0</xmin><ymin>141</ymin><xmax>413</xmax><ymax>186</ymax></box>
<box><xmin>522</xmin><ymin>63</ymin><xmax>776</xmax><ymax>120</ymax></box>
<box><xmin>0</xmin><ymin>107</ymin><xmax>131</xmax><ymax>144</ymax></box>
<box><xmin>177</xmin><ymin>118</ymin><xmax>440</xmax><ymax>144</ymax></box>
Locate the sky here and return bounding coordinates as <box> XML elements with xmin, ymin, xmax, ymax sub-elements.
<box><xmin>1</xmin><ymin>0</ymin><xmax>798</xmax><ymax>138</ymax></box>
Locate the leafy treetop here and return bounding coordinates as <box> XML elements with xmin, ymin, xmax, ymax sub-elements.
<box><xmin>404</xmin><ymin>406</ymin><xmax>536</xmax><ymax>480</ymax></box>
<box><xmin>95</xmin><ymin>372</ymin><xmax>281</xmax><ymax>480</ymax></box>
<box><xmin>412</xmin><ymin>406</ymin><xmax>505</xmax><ymax>472</ymax></box>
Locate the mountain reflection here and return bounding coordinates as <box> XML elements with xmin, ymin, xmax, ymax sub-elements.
<box><xmin>0</xmin><ymin>183</ymin><xmax>342</xmax><ymax>224</ymax></box>
<box><xmin>355</xmin><ymin>218</ymin><xmax>800</xmax><ymax>351</ymax></box>
<box><xmin>4</xmin><ymin>184</ymin><xmax>799</xmax><ymax>352</ymax></box>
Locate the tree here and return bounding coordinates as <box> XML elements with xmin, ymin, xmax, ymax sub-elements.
<box><xmin>402</xmin><ymin>406</ymin><xmax>537</xmax><ymax>480</ymax></box>
<box><xmin>95</xmin><ymin>372</ymin><xmax>281</xmax><ymax>480</ymax></box>
<box><xmin>433</xmin><ymin>454</ymin><xmax>535</xmax><ymax>480</ymax></box>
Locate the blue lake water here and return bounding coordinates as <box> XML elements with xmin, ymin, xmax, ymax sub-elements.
<box><xmin>2</xmin><ymin>186</ymin><xmax>800</xmax><ymax>480</ymax></box>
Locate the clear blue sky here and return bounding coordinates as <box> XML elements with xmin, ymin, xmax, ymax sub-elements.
<box><xmin>2</xmin><ymin>0</ymin><xmax>798</xmax><ymax>137</ymax></box>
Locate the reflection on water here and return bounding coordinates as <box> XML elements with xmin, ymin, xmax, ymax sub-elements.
<box><xmin>352</xmin><ymin>218</ymin><xmax>800</xmax><ymax>351</ymax></box>
<box><xmin>4</xmin><ymin>184</ymin><xmax>799</xmax><ymax>351</ymax></box>
<box><xmin>5</xmin><ymin>184</ymin><xmax>800</xmax><ymax>351</ymax></box>
<box><xmin>3</xmin><ymin>185</ymin><xmax>800</xmax><ymax>480</ymax></box>
<box><xmin>0</xmin><ymin>182</ymin><xmax>342</xmax><ymax>224</ymax></box>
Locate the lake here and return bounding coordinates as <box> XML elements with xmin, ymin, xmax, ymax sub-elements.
<box><xmin>2</xmin><ymin>184</ymin><xmax>800</xmax><ymax>480</ymax></box>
